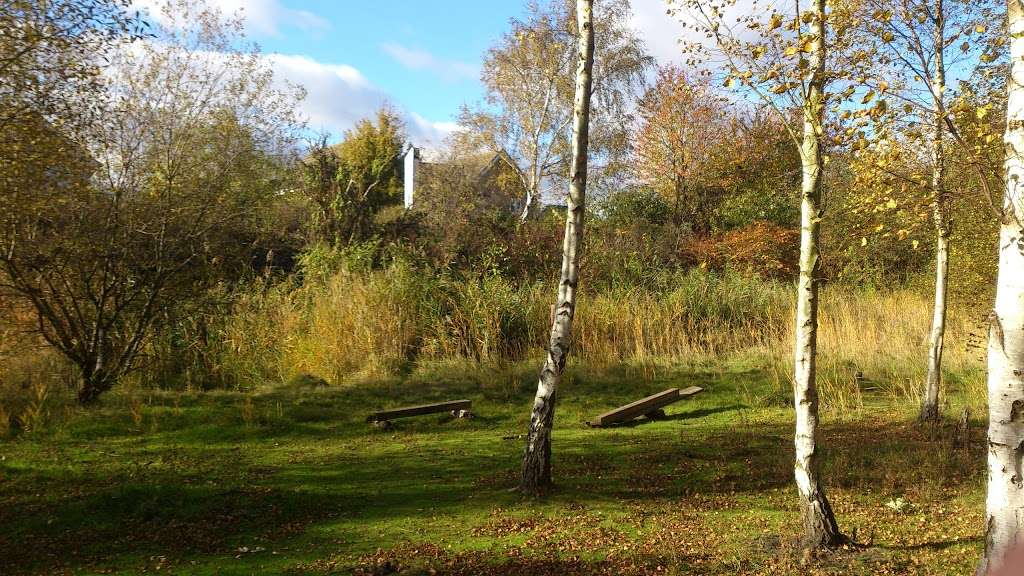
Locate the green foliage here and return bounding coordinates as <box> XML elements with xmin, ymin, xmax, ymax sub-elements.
<box><xmin>302</xmin><ymin>107</ymin><xmax>406</xmax><ymax>245</ymax></box>
<box><xmin>715</xmin><ymin>186</ymin><xmax>799</xmax><ymax>231</ymax></box>
<box><xmin>334</xmin><ymin>107</ymin><xmax>406</xmax><ymax>208</ymax></box>
<box><xmin>599</xmin><ymin>188</ymin><xmax>672</xmax><ymax>227</ymax></box>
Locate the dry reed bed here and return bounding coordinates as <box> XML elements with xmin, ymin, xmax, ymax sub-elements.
<box><xmin>212</xmin><ymin>266</ymin><xmax>984</xmax><ymax>410</ymax></box>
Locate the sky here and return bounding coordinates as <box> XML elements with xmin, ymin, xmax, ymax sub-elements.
<box><xmin>136</xmin><ymin>0</ymin><xmax>689</xmax><ymax>147</ymax></box>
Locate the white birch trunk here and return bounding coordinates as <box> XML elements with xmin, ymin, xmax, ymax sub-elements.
<box><xmin>520</xmin><ymin>172</ymin><xmax>540</xmax><ymax>222</ymax></box>
<box><xmin>979</xmin><ymin>1</ymin><xmax>1024</xmax><ymax>571</ymax></box>
<box><xmin>792</xmin><ymin>0</ymin><xmax>842</xmax><ymax>549</ymax></box>
<box><xmin>520</xmin><ymin>0</ymin><xmax>595</xmax><ymax>494</ymax></box>
<box><xmin>922</xmin><ymin>0</ymin><xmax>949</xmax><ymax>422</ymax></box>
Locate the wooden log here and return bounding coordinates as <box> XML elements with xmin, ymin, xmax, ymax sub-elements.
<box><xmin>367</xmin><ymin>399</ymin><xmax>472</xmax><ymax>423</ymax></box>
<box><xmin>589</xmin><ymin>386</ymin><xmax>704</xmax><ymax>427</ymax></box>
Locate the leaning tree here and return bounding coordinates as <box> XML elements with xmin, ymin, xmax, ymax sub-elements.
<box><xmin>520</xmin><ymin>0</ymin><xmax>596</xmax><ymax>494</ymax></box>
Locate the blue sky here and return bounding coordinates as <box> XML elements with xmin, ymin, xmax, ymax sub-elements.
<box><xmin>138</xmin><ymin>0</ymin><xmax>690</xmax><ymax>145</ymax></box>
<box><xmin>271</xmin><ymin>1</ymin><xmax>526</xmax><ymax>121</ymax></box>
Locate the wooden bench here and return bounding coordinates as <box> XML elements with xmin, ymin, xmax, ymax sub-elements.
<box><xmin>366</xmin><ymin>399</ymin><xmax>472</xmax><ymax>425</ymax></box>
<box><xmin>587</xmin><ymin>387</ymin><xmax>703</xmax><ymax>427</ymax></box>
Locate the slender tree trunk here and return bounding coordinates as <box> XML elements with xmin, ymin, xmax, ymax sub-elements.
<box><xmin>922</xmin><ymin>0</ymin><xmax>949</xmax><ymax>423</ymax></box>
<box><xmin>792</xmin><ymin>0</ymin><xmax>843</xmax><ymax>549</ymax></box>
<box><xmin>979</xmin><ymin>2</ymin><xmax>1024</xmax><ymax>571</ymax></box>
<box><xmin>520</xmin><ymin>0</ymin><xmax>595</xmax><ymax>495</ymax></box>
<box><xmin>521</xmin><ymin>177</ymin><xmax>539</xmax><ymax>222</ymax></box>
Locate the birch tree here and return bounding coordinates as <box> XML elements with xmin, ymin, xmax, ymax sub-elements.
<box><xmin>673</xmin><ymin>0</ymin><xmax>859</xmax><ymax>548</ymax></box>
<box><xmin>791</xmin><ymin>0</ymin><xmax>843</xmax><ymax>548</ymax></box>
<box><xmin>979</xmin><ymin>0</ymin><xmax>1024</xmax><ymax>570</ymax></box>
<box><xmin>520</xmin><ymin>0</ymin><xmax>595</xmax><ymax>494</ymax></box>
<box><xmin>459</xmin><ymin>0</ymin><xmax>648</xmax><ymax>220</ymax></box>
<box><xmin>857</xmin><ymin>0</ymin><xmax>999</xmax><ymax>422</ymax></box>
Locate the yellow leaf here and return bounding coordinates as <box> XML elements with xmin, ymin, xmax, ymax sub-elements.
<box><xmin>879</xmin><ymin>80</ymin><xmax>889</xmax><ymax>92</ymax></box>
<box><xmin>861</xmin><ymin>90</ymin><xmax>876</xmax><ymax>104</ymax></box>
<box><xmin>882</xmin><ymin>31</ymin><xmax>895</xmax><ymax>42</ymax></box>
<box><xmin>861</xmin><ymin>237</ymin><xmax>868</xmax><ymax>246</ymax></box>
<box><xmin>976</xmin><ymin>24</ymin><xmax>987</xmax><ymax>34</ymax></box>
<box><xmin>769</xmin><ymin>13</ymin><xmax>783</xmax><ymax>30</ymax></box>
<box><xmin>784</xmin><ymin>45</ymin><xmax>799</xmax><ymax>57</ymax></box>
<box><xmin>886</xmin><ymin>198</ymin><xmax>897</xmax><ymax>209</ymax></box>
<box><xmin>912</xmin><ymin>239</ymin><xmax>920</xmax><ymax>249</ymax></box>
<box><xmin>724</xmin><ymin>77</ymin><xmax>736</xmax><ymax>88</ymax></box>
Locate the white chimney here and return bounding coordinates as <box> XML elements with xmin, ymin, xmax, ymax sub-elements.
<box><xmin>403</xmin><ymin>145</ymin><xmax>419</xmax><ymax>209</ymax></box>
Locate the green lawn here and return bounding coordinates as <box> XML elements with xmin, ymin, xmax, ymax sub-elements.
<box><xmin>0</xmin><ymin>360</ymin><xmax>986</xmax><ymax>575</ymax></box>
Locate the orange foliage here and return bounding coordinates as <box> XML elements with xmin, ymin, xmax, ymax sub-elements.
<box><xmin>681</xmin><ymin>221</ymin><xmax>799</xmax><ymax>278</ymax></box>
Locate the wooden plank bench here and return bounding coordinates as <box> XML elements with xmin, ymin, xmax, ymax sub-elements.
<box><xmin>366</xmin><ymin>399</ymin><xmax>472</xmax><ymax>425</ymax></box>
<box><xmin>587</xmin><ymin>386</ymin><xmax>703</xmax><ymax>427</ymax></box>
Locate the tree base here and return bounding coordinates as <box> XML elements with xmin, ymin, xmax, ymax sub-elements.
<box><xmin>918</xmin><ymin>403</ymin><xmax>941</xmax><ymax>424</ymax></box>
<box><xmin>801</xmin><ymin>491</ymin><xmax>845</xmax><ymax>551</ymax></box>
<box><xmin>519</xmin><ymin>449</ymin><xmax>552</xmax><ymax>496</ymax></box>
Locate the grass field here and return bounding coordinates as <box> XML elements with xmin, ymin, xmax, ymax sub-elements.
<box><xmin>0</xmin><ymin>358</ymin><xmax>988</xmax><ymax>575</ymax></box>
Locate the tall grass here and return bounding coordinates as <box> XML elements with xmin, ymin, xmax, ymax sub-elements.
<box><xmin>0</xmin><ymin>258</ymin><xmax>984</xmax><ymax>418</ymax></box>
<box><xmin>202</xmin><ymin>262</ymin><xmax>983</xmax><ymax>412</ymax></box>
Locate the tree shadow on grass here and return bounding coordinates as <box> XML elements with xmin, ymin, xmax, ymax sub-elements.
<box><xmin>0</xmin><ymin>404</ymin><xmax>986</xmax><ymax>575</ymax></box>
<box><xmin>872</xmin><ymin>536</ymin><xmax>982</xmax><ymax>551</ymax></box>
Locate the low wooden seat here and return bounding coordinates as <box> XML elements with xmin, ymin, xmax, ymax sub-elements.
<box><xmin>588</xmin><ymin>386</ymin><xmax>703</xmax><ymax>427</ymax></box>
<box><xmin>366</xmin><ymin>399</ymin><xmax>472</xmax><ymax>424</ymax></box>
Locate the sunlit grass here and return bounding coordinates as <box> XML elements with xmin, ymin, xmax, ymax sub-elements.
<box><xmin>0</xmin><ymin>359</ymin><xmax>987</xmax><ymax>575</ymax></box>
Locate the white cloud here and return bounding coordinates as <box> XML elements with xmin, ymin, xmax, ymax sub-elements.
<box><xmin>630</xmin><ymin>0</ymin><xmax>688</xmax><ymax>64</ymax></box>
<box><xmin>408</xmin><ymin>113</ymin><xmax>460</xmax><ymax>147</ymax></box>
<box><xmin>266</xmin><ymin>54</ymin><xmax>457</xmax><ymax>149</ymax></box>
<box><xmin>266</xmin><ymin>54</ymin><xmax>385</xmax><ymax>134</ymax></box>
<box><xmin>381</xmin><ymin>43</ymin><xmax>478</xmax><ymax>82</ymax></box>
<box><xmin>133</xmin><ymin>0</ymin><xmax>330</xmax><ymax>37</ymax></box>
<box><xmin>132</xmin><ymin>3</ymin><xmax>461</xmax><ymax>149</ymax></box>
<box><xmin>630</xmin><ymin>0</ymin><xmax>760</xmax><ymax>65</ymax></box>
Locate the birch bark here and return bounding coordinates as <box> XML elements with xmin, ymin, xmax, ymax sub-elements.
<box><xmin>519</xmin><ymin>0</ymin><xmax>595</xmax><ymax>494</ymax></box>
<box><xmin>922</xmin><ymin>0</ymin><xmax>950</xmax><ymax>422</ymax></box>
<box><xmin>979</xmin><ymin>1</ymin><xmax>1024</xmax><ymax>571</ymax></box>
<box><xmin>792</xmin><ymin>0</ymin><xmax>843</xmax><ymax>549</ymax></box>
